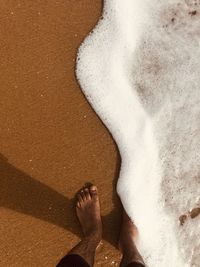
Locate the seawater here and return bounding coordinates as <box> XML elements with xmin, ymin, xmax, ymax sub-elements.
<box><xmin>76</xmin><ymin>0</ymin><xmax>200</xmax><ymax>266</ymax></box>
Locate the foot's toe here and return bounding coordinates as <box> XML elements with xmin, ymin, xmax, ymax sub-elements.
<box><xmin>89</xmin><ymin>185</ymin><xmax>98</xmax><ymax>200</ymax></box>
<box><xmin>80</xmin><ymin>189</ymin><xmax>87</xmax><ymax>201</ymax></box>
<box><xmin>76</xmin><ymin>201</ymin><xmax>81</xmax><ymax>208</ymax></box>
<box><xmin>84</xmin><ymin>188</ymin><xmax>91</xmax><ymax>200</ymax></box>
<box><xmin>77</xmin><ymin>193</ymin><xmax>83</xmax><ymax>203</ymax></box>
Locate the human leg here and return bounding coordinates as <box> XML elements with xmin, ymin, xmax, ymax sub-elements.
<box><xmin>119</xmin><ymin>211</ymin><xmax>145</xmax><ymax>267</ymax></box>
<box><xmin>57</xmin><ymin>185</ymin><xmax>102</xmax><ymax>267</ymax></box>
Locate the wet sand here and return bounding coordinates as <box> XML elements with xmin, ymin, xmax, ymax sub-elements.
<box><xmin>0</xmin><ymin>1</ymin><xmax>122</xmax><ymax>266</ymax></box>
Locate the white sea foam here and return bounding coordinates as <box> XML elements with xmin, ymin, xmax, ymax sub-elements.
<box><xmin>76</xmin><ymin>0</ymin><xmax>200</xmax><ymax>266</ymax></box>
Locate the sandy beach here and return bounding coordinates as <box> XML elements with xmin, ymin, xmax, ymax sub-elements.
<box><xmin>0</xmin><ymin>1</ymin><xmax>122</xmax><ymax>266</ymax></box>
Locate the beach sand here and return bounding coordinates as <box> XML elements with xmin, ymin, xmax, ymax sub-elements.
<box><xmin>0</xmin><ymin>1</ymin><xmax>122</xmax><ymax>266</ymax></box>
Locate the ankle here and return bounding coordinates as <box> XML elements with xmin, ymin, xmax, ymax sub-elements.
<box><xmin>120</xmin><ymin>256</ymin><xmax>145</xmax><ymax>267</ymax></box>
<box><xmin>120</xmin><ymin>251</ymin><xmax>145</xmax><ymax>267</ymax></box>
<box><xmin>83</xmin><ymin>232</ymin><xmax>102</xmax><ymax>248</ymax></box>
<box><xmin>119</xmin><ymin>240</ymin><xmax>145</xmax><ymax>266</ymax></box>
<box><xmin>84</xmin><ymin>223</ymin><xmax>102</xmax><ymax>242</ymax></box>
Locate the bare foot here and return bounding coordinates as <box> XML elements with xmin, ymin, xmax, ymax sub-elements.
<box><xmin>76</xmin><ymin>185</ymin><xmax>102</xmax><ymax>245</ymax></box>
<box><xmin>119</xmin><ymin>210</ymin><xmax>145</xmax><ymax>267</ymax></box>
<box><xmin>66</xmin><ymin>185</ymin><xmax>102</xmax><ymax>266</ymax></box>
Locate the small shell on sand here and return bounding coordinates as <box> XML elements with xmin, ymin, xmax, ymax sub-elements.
<box><xmin>179</xmin><ymin>207</ymin><xmax>200</xmax><ymax>225</ymax></box>
<box><xmin>179</xmin><ymin>214</ymin><xmax>188</xmax><ymax>226</ymax></box>
<box><xmin>189</xmin><ymin>207</ymin><xmax>200</xmax><ymax>219</ymax></box>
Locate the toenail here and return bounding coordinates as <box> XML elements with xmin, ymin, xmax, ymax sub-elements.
<box><xmin>91</xmin><ymin>188</ymin><xmax>97</xmax><ymax>192</ymax></box>
<box><xmin>90</xmin><ymin>185</ymin><xmax>97</xmax><ymax>190</ymax></box>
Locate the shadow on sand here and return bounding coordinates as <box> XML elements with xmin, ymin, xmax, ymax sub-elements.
<box><xmin>0</xmin><ymin>152</ymin><xmax>121</xmax><ymax>247</ymax></box>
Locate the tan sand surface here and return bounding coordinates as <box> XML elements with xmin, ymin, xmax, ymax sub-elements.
<box><xmin>0</xmin><ymin>1</ymin><xmax>122</xmax><ymax>266</ymax></box>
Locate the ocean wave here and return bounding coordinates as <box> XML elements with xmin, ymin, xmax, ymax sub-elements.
<box><xmin>76</xmin><ymin>1</ymin><xmax>200</xmax><ymax>266</ymax></box>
